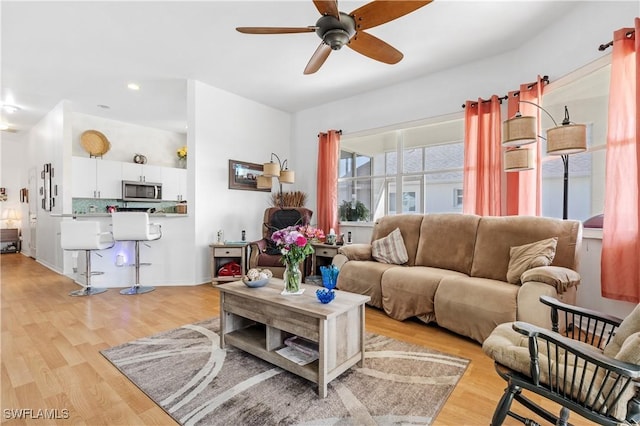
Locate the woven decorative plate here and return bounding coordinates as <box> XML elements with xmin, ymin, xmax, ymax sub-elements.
<box><xmin>80</xmin><ymin>130</ymin><xmax>111</xmax><ymax>157</ymax></box>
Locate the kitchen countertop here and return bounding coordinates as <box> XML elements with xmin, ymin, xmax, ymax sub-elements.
<box><xmin>52</xmin><ymin>213</ymin><xmax>188</xmax><ymax>218</ymax></box>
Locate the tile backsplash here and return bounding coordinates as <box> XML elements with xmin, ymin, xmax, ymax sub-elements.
<box><xmin>72</xmin><ymin>198</ymin><xmax>184</xmax><ymax>214</ymax></box>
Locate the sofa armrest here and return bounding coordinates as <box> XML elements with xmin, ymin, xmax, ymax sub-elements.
<box><xmin>521</xmin><ymin>266</ymin><xmax>581</xmax><ymax>294</ymax></box>
<box><xmin>338</xmin><ymin>244</ymin><xmax>373</xmax><ymax>261</ymax></box>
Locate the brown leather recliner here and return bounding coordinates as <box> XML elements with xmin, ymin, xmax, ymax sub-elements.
<box><xmin>248</xmin><ymin>207</ymin><xmax>313</xmax><ymax>278</ymax></box>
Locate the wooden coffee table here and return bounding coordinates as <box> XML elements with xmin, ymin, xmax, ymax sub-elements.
<box><xmin>218</xmin><ymin>279</ymin><xmax>370</xmax><ymax>398</ymax></box>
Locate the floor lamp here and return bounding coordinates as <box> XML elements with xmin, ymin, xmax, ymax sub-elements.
<box><xmin>503</xmin><ymin>102</ymin><xmax>586</xmax><ymax>219</ymax></box>
<box><xmin>256</xmin><ymin>153</ymin><xmax>295</xmax><ymax>208</ymax></box>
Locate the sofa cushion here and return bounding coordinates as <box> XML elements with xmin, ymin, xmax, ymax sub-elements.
<box><xmin>370</xmin><ymin>214</ymin><xmax>424</xmax><ymax>266</ymax></box>
<box><xmin>506</xmin><ymin>237</ymin><xmax>557</xmax><ymax>284</ymax></box>
<box><xmin>471</xmin><ymin>216</ymin><xmax>582</xmax><ymax>282</ymax></box>
<box><xmin>336</xmin><ymin>260</ymin><xmax>396</xmax><ymax>309</ymax></box>
<box><xmin>603</xmin><ymin>303</ymin><xmax>640</xmax><ymax>358</ymax></box>
<box><xmin>414</xmin><ymin>213</ymin><xmax>480</xmax><ymax>275</ymax></box>
<box><xmin>372</xmin><ymin>228</ymin><xmax>408</xmax><ymax>265</ymax></box>
<box><xmin>380</xmin><ymin>266</ymin><xmax>467</xmax><ymax>321</ymax></box>
<box><xmin>434</xmin><ymin>276</ymin><xmax>518</xmax><ymax>343</ymax></box>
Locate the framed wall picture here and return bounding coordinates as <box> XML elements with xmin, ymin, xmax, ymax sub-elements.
<box><xmin>228</xmin><ymin>160</ymin><xmax>270</xmax><ymax>192</ymax></box>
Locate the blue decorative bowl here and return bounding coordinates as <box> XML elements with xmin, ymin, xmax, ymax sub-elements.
<box><xmin>316</xmin><ymin>288</ymin><xmax>335</xmax><ymax>304</ymax></box>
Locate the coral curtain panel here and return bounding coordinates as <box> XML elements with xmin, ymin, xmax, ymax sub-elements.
<box><xmin>601</xmin><ymin>20</ymin><xmax>640</xmax><ymax>303</ymax></box>
<box><xmin>506</xmin><ymin>77</ymin><xmax>544</xmax><ymax>216</ymax></box>
<box><xmin>317</xmin><ymin>130</ymin><xmax>341</xmax><ymax>235</ymax></box>
<box><xmin>463</xmin><ymin>95</ymin><xmax>503</xmax><ymax>216</ymax></box>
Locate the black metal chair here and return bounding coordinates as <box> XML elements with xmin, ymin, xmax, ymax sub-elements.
<box><xmin>483</xmin><ymin>296</ymin><xmax>640</xmax><ymax>426</ymax></box>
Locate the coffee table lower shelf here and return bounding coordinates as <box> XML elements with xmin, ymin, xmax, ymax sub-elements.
<box><xmin>224</xmin><ymin>325</ymin><xmax>320</xmax><ymax>384</ymax></box>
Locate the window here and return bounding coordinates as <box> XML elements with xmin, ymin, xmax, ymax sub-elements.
<box><xmin>338</xmin><ymin>59</ymin><xmax>610</xmax><ymax>223</ymax></box>
<box><xmin>339</xmin><ymin>116</ymin><xmax>464</xmax><ymax>221</ymax></box>
<box><xmin>539</xmin><ymin>61</ymin><xmax>609</xmax><ymax>221</ymax></box>
<box><xmin>454</xmin><ymin>188</ymin><xmax>463</xmax><ymax>207</ymax></box>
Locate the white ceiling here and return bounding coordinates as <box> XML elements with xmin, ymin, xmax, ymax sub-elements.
<box><xmin>1</xmin><ymin>1</ymin><xmax>580</xmax><ymax>135</ymax></box>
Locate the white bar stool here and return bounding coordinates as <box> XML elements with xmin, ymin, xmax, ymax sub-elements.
<box><xmin>111</xmin><ymin>212</ymin><xmax>162</xmax><ymax>295</ymax></box>
<box><xmin>60</xmin><ymin>220</ymin><xmax>114</xmax><ymax>297</ymax></box>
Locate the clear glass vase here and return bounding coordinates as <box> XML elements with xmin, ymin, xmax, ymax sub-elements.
<box><xmin>282</xmin><ymin>261</ymin><xmax>302</xmax><ymax>295</ymax></box>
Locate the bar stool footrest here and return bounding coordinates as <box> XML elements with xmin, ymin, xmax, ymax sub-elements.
<box><xmin>69</xmin><ymin>287</ymin><xmax>108</xmax><ymax>297</ymax></box>
<box><xmin>120</xmin><ymin>286</ymin><xmax>155</xmax><ymax>295</ymax></box>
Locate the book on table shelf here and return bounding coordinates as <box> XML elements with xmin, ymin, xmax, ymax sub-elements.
<box><xmin>284</xmin><ymin>336</ymin><xmax>319</xmax><ymax>357</ymax></box>
<box><xmin>275</xmin><ymin>346</ymin><xmax>318</xmax><ymax>366</ymax></box>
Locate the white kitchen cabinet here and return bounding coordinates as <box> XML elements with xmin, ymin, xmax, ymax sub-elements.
<box><xmin>72</xmin><ymin>157</ymin><xmax>122</xmax><ymax>199</ymax></box>
<box><xmin>162</xmin><ymin>167</ymin><xmax>187</xmax><ymax>201</ymax></box>
<box><xmin>122</xmin><ymin>162</ymin><xmax>163</xmax><ymax>183</ymax></box>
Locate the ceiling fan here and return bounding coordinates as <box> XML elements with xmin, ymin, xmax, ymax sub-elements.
<box><xmin>236</xmin><ymin>0</ymin><xmax>433</xmax><ymax>74</ymax></box>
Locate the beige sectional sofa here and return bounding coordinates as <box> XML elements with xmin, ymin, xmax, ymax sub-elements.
<box><xmin>336</xmin><ymin>213</ymin><xmax>583</xmax><ymax>343</ymax></box>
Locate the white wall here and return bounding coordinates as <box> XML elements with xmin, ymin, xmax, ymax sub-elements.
<box><xmin>579</xmin><ymin>234</ymin><xmax>636</xmax><ymax>318</ymax></box>
<box><xmin>71</xmin><ymin>113</ymin><xmax>186</xmax><ymax>167</ymax></box>
<box><xmin>189</xmin><ymin>80</ymin><xmax>292</xmax><ymax>283</ymax></box>
<box><xmin>291</xmin><ymin>2</ymin><xmax>637</xmax><ymax>316</ymax></box>
<box><xmin>24</xmin><ymin>100</ymin><xmax>70</xmax><ymax>272</ymax></box>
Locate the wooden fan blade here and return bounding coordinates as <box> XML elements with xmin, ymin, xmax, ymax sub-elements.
<box><xmin>350</xmin><ymin>0</ymin><xmax>432</xmax><ymax>30</ymax></box>
<box><xmin>313</xmin><ymin>0</ymin><xmax>340</xmax><ymax>19</ymax></box>
<box><xmin>348</xmin><ymin>31</ymin><xmax>402</xmax><ymax>64</ymax></box>
<box><xmin>236</xmin><ymin>27</ymin><xmax>316</xmax><ymax>34</ymax></box>
<box><xmin>304</xmin><ymin>42</ymin><xmax>332</xmax><ymax>74</ymax></box>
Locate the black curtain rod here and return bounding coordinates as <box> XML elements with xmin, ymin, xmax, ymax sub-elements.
<box><xmin>512</xmin><ymin>75</ymin><xmax>550</xmax><ymax>97</ymax></box>
<box><xmin>599</xmin><ymin>29</ymin><xmax>635</xmax><ymax>51</ymax></box>
<box><xmin>461</xmin><ymin>95</ymin><xmax>507</xmax><ymax>109</ymax></box>
<box><xmin>317</xmin><ymin>129</ymin><xmax>343</xmax><ymax>137</ymax></box>
<box><xmin>461</xmin><ymin>75</ymin><xmax>550</xmax><ymax>109</ymax></box>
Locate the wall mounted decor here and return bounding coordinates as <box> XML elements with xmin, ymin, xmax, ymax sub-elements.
<box><xmin>228</xmin><ymin>160</ymin><xmax>270</xmax><ymax>192</ymax></box>
<box><xmin>41</xmin><ymin>163</ymin><xmax>54</xmax><ymax>211</ymax></box>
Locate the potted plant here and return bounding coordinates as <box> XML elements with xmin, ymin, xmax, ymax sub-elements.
<box><xmin>339</xmin><ymin>200</ymin><xmax>370</xmax><ymax>222</ymax></box>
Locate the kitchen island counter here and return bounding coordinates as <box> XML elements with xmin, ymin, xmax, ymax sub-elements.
<box><xmin>59</xmin><ymin>214</ymin><xmax>197</xmax><ymax>288</ymax></box>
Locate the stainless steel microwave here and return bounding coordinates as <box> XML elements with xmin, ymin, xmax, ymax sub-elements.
<box><xmin>122</xmin><ymin>180</ymin><xmax>162</xmax><ymax>202</ymax></box>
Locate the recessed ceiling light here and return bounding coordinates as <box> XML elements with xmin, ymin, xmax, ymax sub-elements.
<box><xmin>127</xmin><ymin>83</ymin><xmax>140</xmax><ymax>91</ymax></box>
<box><xmin>2</xmin><ymin>104</ymin><xmax>20</xmax><ymax>114</ymax></box>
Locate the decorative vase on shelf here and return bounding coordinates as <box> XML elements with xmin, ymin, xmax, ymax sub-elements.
<box><xmin>177</xmin><ymin>157</ymin><xmax>186</xmax><ymax>169</ymax></box>
<box><xmin>282</xmin><ymin>261</ymin><xmax>303</xmax><ymax>295</ymax></box>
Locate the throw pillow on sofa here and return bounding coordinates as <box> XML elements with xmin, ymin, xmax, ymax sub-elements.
<box><xmin>506</xmin><ymin>237</ymin><xmax>558</xmax><ymax>284</ymax></box>
<box><xmin>372</xmin><ymin>227</ymin><xmax>408</xmax><ymax>265</ymax></box>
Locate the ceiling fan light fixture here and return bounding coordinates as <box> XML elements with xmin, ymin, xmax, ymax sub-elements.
<box><xmin>323</xmin><ymin>29</ymin><xmax>351</xmax><ymax>50</ymax></box>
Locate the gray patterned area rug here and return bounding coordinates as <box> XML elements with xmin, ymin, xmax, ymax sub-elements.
<box><xmin>101</xmin><ymin>318</ymin><xmax>469</xmax><ymax>426</ymax></box>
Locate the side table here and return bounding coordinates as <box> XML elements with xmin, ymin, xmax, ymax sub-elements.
<box><xmin>0</xmin><ymin>228</ymin><xmax>21</xmax><ymax>253</ymax></box>
<box><xmin>210</xmin><ymin>242</ymin><xmax>248</xmax><ymax>284</ymax></box>
<box><xmin>311</xmin><ymin>243</ymin><xmax>339</xmax><ymax>276</ymax></box>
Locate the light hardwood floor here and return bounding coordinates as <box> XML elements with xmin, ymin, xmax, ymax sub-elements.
<box><xmin>1</xmin><ymin>254</ymin><xmax>595</xmax><ymax>425</ymax></box>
